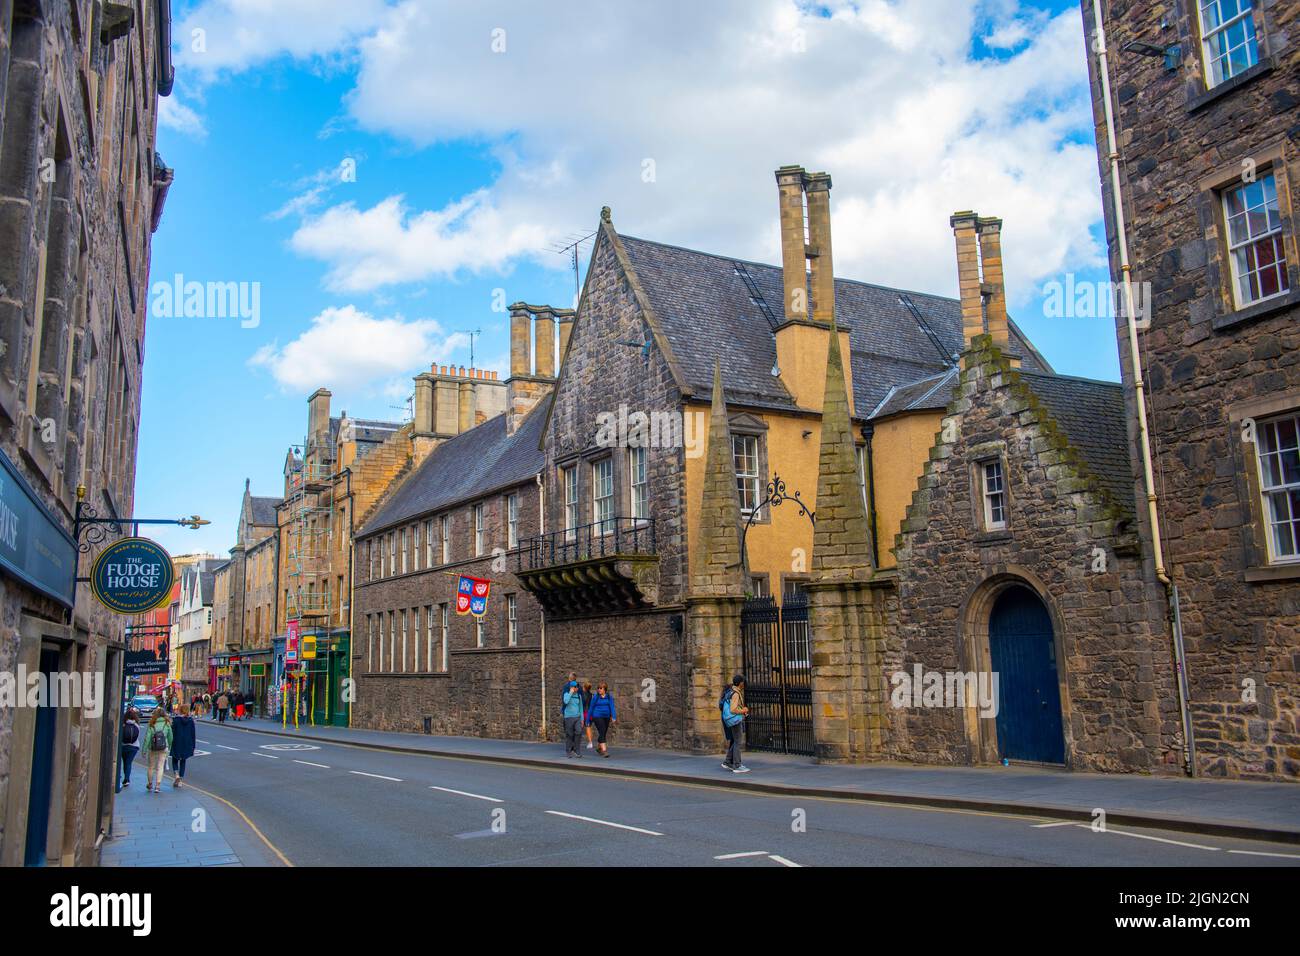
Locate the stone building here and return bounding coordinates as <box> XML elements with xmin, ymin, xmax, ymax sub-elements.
<box><xmin>175</xmin><ymin>557</ymin><xmax>222</xmax><ymax>699</ymax></box>
<box><xmin>1081</xmin><ymin>0</ymin><xmax>1299</xmax><ymax>779</ymax></box>
<box><xmin>0</xmin><ymin>0</ymin><xmax>174</xmax><ymax>865</ymax></box>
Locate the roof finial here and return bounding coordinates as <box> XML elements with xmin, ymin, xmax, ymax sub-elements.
<box><xmin>600</xmin><ymin>206</ymin><xmax>612</xmax><ymax>223</ymax></box>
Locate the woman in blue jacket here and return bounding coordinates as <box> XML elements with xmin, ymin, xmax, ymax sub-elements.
<box><xmin>587</xmin><ymin>682</ymin><xmax>617</xmax><ymax>757</ymax></box>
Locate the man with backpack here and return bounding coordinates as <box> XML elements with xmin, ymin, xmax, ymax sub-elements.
<box><xmin>561</xmin><ymin>673</ymin><xmax>585</xmax><ymax>758</ymax></box>
<box><xmin>120</xmin><ymin>707</ymin><xmax>142</xmax><ymax>789</ymax></box>
<box><xmin>720</xmin><ymin>674</ymin><xmax>750</xmax><ymax>773</ymax></box>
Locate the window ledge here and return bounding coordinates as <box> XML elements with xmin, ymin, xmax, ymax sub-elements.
<box><xmin>1212</xmin><ymin>288</ymin><xmax>1300</xmax><ymax>332</ymax></box>
<box><xmin>974</xmin><ymin>530</ymin><xmax>1013</xmax><ymax>545</ymax></box>
<box><xmin>1244</xmin><ymin>563</ymin><xmax>1300</xmax><ymax>583</ymax></box>
<box><xmin>1187</xmin><ymin>57</ymin><xmax>1274</xmax><ymax>114</ymax></box>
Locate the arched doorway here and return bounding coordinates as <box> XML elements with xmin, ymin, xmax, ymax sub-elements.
<box><xmin>988</xmin><ymin>586</ymin><xmax>1064</xmax><ymax>764</ymax></box>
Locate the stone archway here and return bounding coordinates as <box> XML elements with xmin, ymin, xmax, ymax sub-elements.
<box><xmin>959</xmin><ymin>570</ymin><xmax>1073</xmax><ymax>767</ymax></box>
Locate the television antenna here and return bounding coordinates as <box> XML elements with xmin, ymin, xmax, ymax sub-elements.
<box><xmin>549</xmin><ymin>230</ymin><xmax>597</xmax><ymax>301</ymax></box>
<box><xmin>456</xmin><ymin>328</ymin><xmax>483</xmax><ymax>367</ymax></box>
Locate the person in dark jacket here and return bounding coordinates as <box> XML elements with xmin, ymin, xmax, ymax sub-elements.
<box><xmin>120</xmin><ymin>707</ymin><xmax>142</xmax><ymax>788</ymax></box>
<box><xmin>170</xmin><ymin>702</ymin><xmax>198</xmax><ymax>788</ymax></box>
<box><xmin>581</xmin><ymin>681</ymin><xmax>595</xmax><ymax>751</ymax></box>
<box><xmin>587</xmin><ymin>682</ymin><xmax>617</xmax><ymax>757</ymax></box>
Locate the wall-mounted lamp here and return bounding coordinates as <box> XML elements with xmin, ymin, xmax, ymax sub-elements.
<box><xmin>1122</xmin><ymin>39</ymin><xmax>1182</xmax><ymax>72</ymax></box>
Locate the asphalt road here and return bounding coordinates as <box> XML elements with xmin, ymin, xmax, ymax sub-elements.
<box><xmin>182</xmin><ymin>721</ymin><xmax>1300</xmax><ymax>867</ymax></box>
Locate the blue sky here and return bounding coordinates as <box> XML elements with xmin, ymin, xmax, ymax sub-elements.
<box><xmin>138</xmin><ymin>0</ymin><xmax>1117</xmax><ymax>556</ymax></box>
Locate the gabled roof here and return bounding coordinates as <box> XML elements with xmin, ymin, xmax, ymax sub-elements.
<box><xmin>359</xmin><ymin>404</ymin><xmax>548</xmax><ymax>537</ymax></box>
<box><xmin>869</xmin><ymin>367</ymin><xmax>961</xmax><ymax>419</ymax></box>
<box><xmin>1019</xmin><ymin>371</ymin><xmax>1133</xmax><ymax>515</ymax></box>
<box><xmin>616</xmin><ymin>233</ymin><xmax>1051</xmax><ymax>416</ymax></box>
<box><xmin>249</xmin><ymin>496</ymin><xmax>282</xmax><ymax>526</ymax></box>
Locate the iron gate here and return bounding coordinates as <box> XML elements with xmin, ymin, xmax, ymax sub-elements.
<box><xmin>739</xmin><ymin>593</ymin><xmax>813</xmax><ymax>755</ymax></box>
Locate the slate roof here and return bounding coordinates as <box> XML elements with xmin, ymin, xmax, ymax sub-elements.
<box><xmin>359</xmin><ymin>403</ymin><xmax>548</xmax><ymax>537</ymax></box>
<box><xmin>249</xmin><ymin>495</ymin><xmax>282</xmax><ymax>526</ymax></box>
<box><xmin>199</xmin><ymin>571</ymin><xmax>216</xmax><ymax>605</ymax></box>
<box><xmin>1020</xmin><ymin>371</ymin><xmax>1134</xmax><ymax>515</ymax></box>
<box><xmin>869</xmin><ymin>368</ymin><xmax>961</xmax><ymax>419</ymax></box>
<box><xmin>617</xmin><ymin>234</ymin><xmax>1050</xmax><ymax>416</ymax></box>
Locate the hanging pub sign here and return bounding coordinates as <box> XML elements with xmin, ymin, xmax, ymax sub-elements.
<box><xmin>90</xmin><ymin>537</ymin><xmax>174</xmax><ymax>614</ymax></box>
<box><xmin>456</xmin><ymin>574</ymin><xmax>490</xmax><ymax>617</ymax></box>
<box><xmin>125</xmin><ymin>626</ymin><xmax>169</xmax><ymax>677</ymax></box>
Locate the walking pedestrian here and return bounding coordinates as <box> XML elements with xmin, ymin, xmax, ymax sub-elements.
<box><xmin>170</xmin><ymin>702</ymin><xmax>198</xmax><ymax>788</ymax></box>
<box><xmin>720</xmin><ymin>674</ymin><xmax>749</xmax><ymax>773</ymax></box>
<box><xmin>120</xmin><ymin>707</ymin><xmax>142</xmax><ymax>788</ymax></box>
<box><xmin>561</xmin><ymin>675</ymin><xmax>584</xmax><ymax>758</ymax></box>
<box><xmin>587</xmin><ymin>681</ymin><xmax>617</xmax><ymax>758</ymax></box>
<box><xmin>143</xmin><ymin>709</ymin><xmax>173</xmax><ymax>793</ymax></box>
<box><xmin>581</xmin><ymin>681</ymin><xmax>595</xmax><ymax>751</ymax></box>
<box><xmin>234</xmin><ymin>690</ymin><xmax>246</xmax><ymax>721</ymax></box>
<box><xmin>216</xmin><ymin>690</ymin><xmax>229</xmax><ymax>723</ymax></box>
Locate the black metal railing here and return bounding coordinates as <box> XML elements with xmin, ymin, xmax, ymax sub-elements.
<box><xmin>521</xmin><ymin>516</ymin><xmax>657</xmax><ymax>571</ymax></box>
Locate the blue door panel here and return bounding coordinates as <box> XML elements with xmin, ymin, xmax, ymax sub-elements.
<box><xmin>989</xmin><ymin>587</ymin><xmax>1065</xmax><ymax>764</ymax></box>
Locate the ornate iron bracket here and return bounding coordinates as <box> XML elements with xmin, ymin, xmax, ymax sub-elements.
<box><xmin>738</xmin><ymin>472</ymin><xmax>815</xmax><ymax>570</ymax></box>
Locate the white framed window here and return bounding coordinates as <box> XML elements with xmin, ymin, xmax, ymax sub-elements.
<box><xmin>1198</xmin><ymin>0</ymin><xmax>1260</xmax><ymax>88</ymax></box>
<box><xmin>982</xmin><ymin>459</ymin><xmax>1008</xmax><ymax>531</ymax></box>
<box><xmin>425</xmin><ymin>605</ymin><xmax>434</xmax><ymax>673</ymax></box>
<box><xmin>506</xmin><ymin>593</ymin><xmax>518</xmax><ymax>646</ymax></box>
<box><xmin>733</xmin><ymin>434</ymin><xmax>761</xmax><ymax>515</ymax></box>
<box><xmin>425</xmin><ymin>519</ymin><xmax>434</xmax><ymax>567</ymax></box>
<box><xmin>412</xmin><ymin>608</ymin><xmax>420</xmax><ymax>672</ymax></box>
<box><xmin>562</xmin><ymin>465</ymin><xmax>578</xmax><ymax>540</ymax></box>
<box><xmin>400</xmin><ymin>527</ymin><xmax>408</xmax><ymax>574</ymax></box>
<box><xmin>388</xmin><ymin>533</ymin><xmax>396</xmax><ymax>578</ymax></box>
<box><xmin>440</xmin><ymin>603</ymin><xmax>449</xmax><ymax>671</ymax></box>
<box><xmin>475</xmin><ymin>617</ymin><xmax>484</xmax><ymax>648</ymax></box>
<box><xmin>474</xmin><ymin>503</ymin><xmax>485</xmax><ymax>556</ymax></box>
<box><xmin>400</xmin><ymin>610</ymin><xmax>408</xmax><ymax>672</ymax></box>
<box><xmin>367</xmin><ymin>615</ymin><xmax>375</xmax><ymax>673</ymax></box>
<box><xmin>507</xmin><ymin>493</ymin><xmax>519</xmax><ymax>549</ymax></box>
<box><xmin>413</xmin><ymin>523</ymin><xmax>422</xmax><ymax>571</ymax></box>
<box><xmin>628</xmin><ymin>446</ymin><xmax>649</xmax><ymax>522</ymax></box>
<box><xmin>1255</xmin><ymin>413</ymin><xmax>1300</xmax><ymax>563</ymax></box>
<box><xmin>441</xmin><ymin>515</ymin><xmax>451</xmax><ymax>563</ymax></box>
<box><xmin>377</xmin><ymin>614</ymin><xmax>386</xmax><ymax>673</ymax></box>
<box><xmin>592</xmin><ymin>458</ymin><xmax>614</xmax><ymax>533</ymax></box>
<box><xmin>388</xmin><ymin>611</ymin><xmax>396</xmax><ymax>671</ymax></box>
<box><xmin>1224</xmin><ymin>172</ymin><xmax>1289</xmax><ymax>308</ymax></box>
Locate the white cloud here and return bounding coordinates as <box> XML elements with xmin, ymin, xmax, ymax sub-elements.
<box><xmin>158</xmin><ymin>95</ymin><xmax>207</xmax><ymax>138</ymax></box>
<box><xmin>288</xmin><ymin>193</ymin><xmax>551</xmax><ymax>293</ymax></box>
<box><xmin>192</xmin><ymin>0</ymin><xmax>1106</xmax><ymax>309</ymax></box>
<box><xmin>247</xmin><ymin>305</ymin><xmax>468</xmax><ymax>392</ymax></box>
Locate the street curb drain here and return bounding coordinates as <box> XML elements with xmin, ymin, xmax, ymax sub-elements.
<box><xmin>214</xmin><ymin>722</ymin><xmax>1300</xmax><ymax>847</ymax></box>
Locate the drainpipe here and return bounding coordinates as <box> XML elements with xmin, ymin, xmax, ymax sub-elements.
<box><xmin>861</xmin><ymin>423</ymin><xmax>880</xmax><ymax>569</ymax></box>
<box><xmin>1090</xmin><ymin>0</ymin><xmax>1194</xmax><ymax>777</ymax></box>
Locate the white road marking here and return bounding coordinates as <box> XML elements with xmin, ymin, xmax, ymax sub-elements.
<box><xmin>1032</xmin><ymin>821</ymin><xmax>1080</xmax><ymax>828</ymax></box>
<box><xmin>1227</xmin><ymin>848</ymin><xmax>1300</xmax><ymax>860</ymax></box>
<box><xmin>714</xmin><ymin>851</ymin><xmax>769</xmax><ymax>859</ymax></box>
<box><xmin>215</xmin><ymin>744</ymin><xmax>239</xmax><ymax>751</ymax></box>
<box><xmin>1075</xmin><ymin>824</ymin><xmax>1219</xmax><ymax>851</ymax></box>
<box><xmin>349</xmin><ymin>770</ymin><xmax>403</xmax><ymax>782</ymax></box>
<box><xmin>293</xmin><ymin>760</ymin><xmax>331</xmax><ymax>769</ymax></box>
<box><xmin>197</xmin><ymin>739</ymin><xmax>210</xmax><ymax>744</ymax></box>
<box><xmin>544</xmin><ymin>810</ymin><xmax>663</xmax><ymax>836</ymax></box>
<box><xmin>768</xmin><ymin>855</ymin><xmax>802</xmax><ymax>868</ymax></box>
<box><xmin>430</xmin><ymin>786</ymin><xmax>502</xmax><ymax>803</ymax></box>
<box><xmin>251</xmin><ymin>752</ymin><xmax>278</xmax><ymax>759</ymax></box>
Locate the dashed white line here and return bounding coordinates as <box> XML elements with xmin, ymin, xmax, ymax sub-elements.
<box><xmin>544</xmin><ymin>810</ymin><xmax>663</xmax><ymax>836</ymax></box>
<box><xmin>430</xmin><ymin>785</ymin><xmax>502</xmax><ymax>803</ymax></box>
<box><xmin>215</xmin><ymin>744</ymin><xmax>239</xmax><ymax>751</ymax></box>
<box><xmin>251</xmin><ymin>752</ymin><xmax>278</xmax><ymax>759</ymax></box>
<box><xmin>768</xmin><ymin>855</ymin><xmax>802</xmax><ymax>868</ymax></box>
<box><xmin>1074</xmin><ymin>824</ymin><xmax>1219</xmax><ymax>851</ymax></box>
<box><xmin>1227</xmin><ymin>848</ymin><xmax>1300</xmax><ymax>860</ymax></box>
<box><xmin>1032</xmin><ymin>821</ymin><xmax>1080</xmax><ymax>829</ymax></box>
<box><xmin>349</xmin><ymin>770</ymin><xmax>403</xmax><ymax>782</ymax></box>
<box><xmin>714</xmin><ymin>851</ymin><xmax>769</xmax><ymax>859</ymax></box>
<box><xmin>293</xmin><ymin>760</ymin><xmax>331</xmax><ymax>769</ymax></box>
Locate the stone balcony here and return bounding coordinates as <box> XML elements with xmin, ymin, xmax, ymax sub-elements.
<box><xmin>517</xmin><ymin>517</ymin><xmax>660</xmax><ymax>619</ymax></box>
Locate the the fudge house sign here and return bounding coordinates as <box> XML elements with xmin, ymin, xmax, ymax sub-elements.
<box><xmin>90</xmin><ymin>537</ymin><xmax>174</xmax><ymax>614</ymax></box>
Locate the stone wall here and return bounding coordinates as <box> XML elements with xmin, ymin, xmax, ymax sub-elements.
<box><xmin>1082</xmin><ymin>0</ymin><xmax>1300</xmax><ymax>779</ymax></box>
<box><xmin>891</xmin><ymin>339</ymin><xmax>1179</xmax><ymax>774</ymax></box>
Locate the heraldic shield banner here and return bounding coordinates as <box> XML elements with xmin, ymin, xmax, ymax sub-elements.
<box><xmin>456</xmin><ymin>574</ymin><xmax>491</xmax><ymax>616</ymax></box>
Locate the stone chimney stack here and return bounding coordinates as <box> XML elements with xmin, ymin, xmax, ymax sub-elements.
<box><xmin>534</xmin><ymin>306</ymin><xmax>556</xmax><ymax>378</ymax></box>
<box><xmin>411</xmin><ymin>364</ymin><xmax>506</xmax><ymax>464</ymax></box>
<box><xmin>950</xmin><ymin>211</ymin><xmax>984</xmax><ymax>347</ymax></box>
<box><xmin>556</xmin><ymin>309</ymin><xmax>575</xmax><ymax>369</ymax></box>
<box><xmin>977</xmin><ymin>216</ymin><xmax>1016</xmax><ymax>366</ymax></box>
<box><xmin>505</xmin><ymin>302</ymin><xmax>561</xmax><ymax>435</ymax></box>
<box><xmin>307</xmin><ymin>388</ymin><xmax>331</xmax><ymax>449</ymax></box>
<box><xmin>776</xmin><ymin>165</ymin><xmax>809</xmax><ymax>320</ymax></box>
<box><xmin>804</xmin><ymin>171</ymin><xmax>835</xmax><ymax>325</ymax></box>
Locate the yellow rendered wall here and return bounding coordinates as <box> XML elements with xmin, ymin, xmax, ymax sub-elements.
<box><xmin>870</xmin><ymin>411</ymin><xmax>943</xmax><ymax>569</ymax></box>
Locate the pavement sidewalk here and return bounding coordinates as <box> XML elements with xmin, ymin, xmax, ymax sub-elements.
<box><xmin>217</xmin><ymin>715</ymin><xmax>1300</xmax><ymax>844</ymax></box>
<box><xmin>101</xmin><ymin>758</ymin><xmax>285</xmax><ymax>867</ymax></box>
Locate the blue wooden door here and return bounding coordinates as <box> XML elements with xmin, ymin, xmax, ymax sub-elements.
<box><xmin>25</xmin><ymin>648</ymin><xmax>60</xmax><ymax>865</ymax></box>
<box><xmin>988</xmin><ymin>587</ymin><xmax>1065</xmax><ymax>764</ymax></box>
